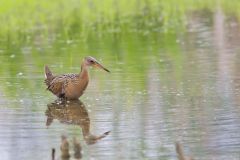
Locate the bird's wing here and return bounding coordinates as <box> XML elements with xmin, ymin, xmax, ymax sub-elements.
<box><xmin>47</xmin><ymin>75</ymin><xmax>68</xmax><ymax>96</ymax></box>
<box><xmin>47</xmin><ymin>74</ymin><xmax>78</xmax><ymax>97</ymax></box>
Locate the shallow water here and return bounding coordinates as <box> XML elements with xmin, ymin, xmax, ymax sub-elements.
<box><xmin>0</xmin><ymin>9</ymin><xmax>240</xmax><ymax>160</ymax></box>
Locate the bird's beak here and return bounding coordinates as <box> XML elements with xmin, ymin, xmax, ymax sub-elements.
<box><xmin>94</xmin><ymin>62</ymin><xmax>110</xmax><ymax>73</ymax></box>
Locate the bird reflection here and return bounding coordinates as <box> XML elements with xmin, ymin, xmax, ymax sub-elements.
<box><xmin>45</xmin><ymin>99</ymin><xmax>110</xmax><ymax>145</ymax></box>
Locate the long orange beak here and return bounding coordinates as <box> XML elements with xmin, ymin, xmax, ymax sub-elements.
<box><xmin>95</xmin><ymin>62</ymin><xmax>110</xmax><ymax>73</ymax></box>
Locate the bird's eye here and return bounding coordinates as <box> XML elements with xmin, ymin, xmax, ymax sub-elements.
<box><xmin>89</xmin><ymin>60</ymin><xmax>94</xmax><ymax>63</ymax></box>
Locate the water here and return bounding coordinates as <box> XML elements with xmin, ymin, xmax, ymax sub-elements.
<box><xmin>1</xmin><ymin>9</ymin><xmax>240</xmax><ymax>160</ymax></box>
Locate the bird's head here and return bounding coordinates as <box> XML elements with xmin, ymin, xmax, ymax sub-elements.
<box><xmin>84</xmin><ymin>56</ymin><xmax>110</xmax><ymax>72</ymax></box>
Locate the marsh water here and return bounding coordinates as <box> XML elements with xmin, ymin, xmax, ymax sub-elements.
<box><xmin>1</xmin><ymin>9</ymin><xmax>240</xmax><ymax>160</ymax></box>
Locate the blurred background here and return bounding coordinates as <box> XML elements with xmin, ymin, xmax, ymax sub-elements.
<box><xmin>0</xmin><ymin>0</ymin><xmax>240</xmax><ymax>159</ymax></box>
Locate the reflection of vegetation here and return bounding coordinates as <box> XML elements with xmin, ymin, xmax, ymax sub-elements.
<box><xmin>176</xmin><ymin>142</ymin><xmax>194</xmax><ymax>160</ymax></box>
<box><xmin>51</xmin><ymin>136</ymin><xmax>82</xmax><ymax>160</ymax></box>
<box><xmin>0</xmin><ymin>0</ymin><xmax>239</xmax><ymax>102</ymax></box>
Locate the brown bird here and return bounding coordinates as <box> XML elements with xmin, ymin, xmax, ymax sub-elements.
<box><xmin>44</xmin><ymin>56</ymin><xmax>110</xmax><ymax>100</ymax></box>
<box><xmin>45</xmin><ymin>99</ymin><xmax>111</xmax><ymax>145</ymax></box>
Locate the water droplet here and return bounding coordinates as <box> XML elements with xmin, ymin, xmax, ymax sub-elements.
<box><xmin>137</xmin><ymin>91</ymin><xmax>142</xmax><ymax>95</ymax></box>
<box><xmin>66</xmin><ymin>40</ymin><xmax>73</xmax><ymax>44</ymax></box>
<box><xmin>10</xmin><ymin>54</ymin><xmax>15</xmax><ymax>58</ymax></box>
<box><xmin>18</xmin><ymin>72</ymin><xmax>23</xmax><ymax>76</ymax></box>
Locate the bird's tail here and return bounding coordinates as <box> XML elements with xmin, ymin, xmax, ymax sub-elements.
<box><xmin>45</xmin><ymin>65</ymin><xmax>53</xmax><ymax>79</ymax></box>
<box><xmin>44</xmin><ymin>65</ymin><xmax>54</xmax><ymax>86</ymax></box>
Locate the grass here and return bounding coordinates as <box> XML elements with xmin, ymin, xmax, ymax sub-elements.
<box><xmin>0</xmin><ymin>0</ymin><xmax>240</xmax><ymax>40</ymax></box>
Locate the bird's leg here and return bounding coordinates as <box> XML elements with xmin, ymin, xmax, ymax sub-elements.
<box><xmin>58</xmin><ymin>86</ymin><xmax>66</xmax><ymax>102</ymax></box>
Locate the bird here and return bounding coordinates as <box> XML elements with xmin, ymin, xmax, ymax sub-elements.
<box><xmin>46</xmin><ymin>99</ymin><xmax>111</xmax><ymax>145</ymax></box>
<box><xmin>44</xmin><ymin>56</ymin><xmax>110</xmax><ymax>100</ymax></box>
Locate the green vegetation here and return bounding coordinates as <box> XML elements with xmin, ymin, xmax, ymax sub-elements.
<box><xmin>0</xmin><ymin>0</ymin><xmax>240</xmax><ymax>39</ymax></box>
<box><xmin>0</xmin><ymin>0</ymin><xmax>240</xmax><ymax>100</ymax></box>
<box><xmin>0</xmin><ymin>2</ymin><xmax>239</xmax><ymax>159</ymax></box>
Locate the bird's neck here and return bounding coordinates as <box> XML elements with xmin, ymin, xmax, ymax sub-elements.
<box><xmin>79</xmin><ymin>63</ymin><xmax>89</xmax><ymax>79</ymax></box>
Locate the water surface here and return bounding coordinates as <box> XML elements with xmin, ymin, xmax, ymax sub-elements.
<box><xmin>0</xmin><ymin>9</ymin><xmax>240</xmax><ymax>160</ymax></box>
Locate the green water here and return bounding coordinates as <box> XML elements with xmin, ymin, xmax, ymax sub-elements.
<box><xmin>0</xmin><ymin>4</ymin><xmax>240</xmax><ymax>160</ymax></box>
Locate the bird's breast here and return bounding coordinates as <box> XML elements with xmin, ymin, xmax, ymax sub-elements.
<box><xmin>64</xmin><ymin>78</ymin><xmax>89</xmax><ymax>99</ymax></box>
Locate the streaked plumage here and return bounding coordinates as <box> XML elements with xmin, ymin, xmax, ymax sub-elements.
<box><xmin>45</xmin><ymin>99</ymin><xmax>111</xmax><ymax>144</ymax></box>
<box><xmin>44</xmin><ymin>56</ymin><xmax>109</xmax><ymax>100</ymax></box>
